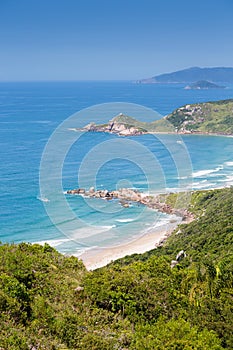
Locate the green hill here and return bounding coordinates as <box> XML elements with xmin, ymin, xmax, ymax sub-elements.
<box><xmin>165</xmin><ymin>99</ymin><xmax>233</xmax><ymax>134</ymax></box>
<box><xmin>0</xmin><ymin>187</ymin><xmax>233</xmax><ymax>349</ymax></box>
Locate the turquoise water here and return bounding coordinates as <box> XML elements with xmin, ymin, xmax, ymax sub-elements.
<box><xmin>1</xmin><ymin>81</ymin><xmax>233</xmax><ymax>254</ymax></box>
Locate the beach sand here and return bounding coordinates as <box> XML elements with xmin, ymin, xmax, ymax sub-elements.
<box><xmin>79</xmin><ymin>220</ymin><xmax>181</xmax><ymax>270</ymax></box>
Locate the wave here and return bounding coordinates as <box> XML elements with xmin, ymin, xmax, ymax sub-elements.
<box><xmin>37</xmin><ymin>196</ymin><xmax>50</xmax><ymax>203</ymax></box>
<box><xmin>191</xmin><ymin>181</ymin><xmax>214</xmax><ymax>189</ymax></box>
<box><xmin>218</xmin><ymin>175</ymin><xmax>233</xmax><ymax>183</ymax></box>
<box><xmin>32</xmin><ymin>238</ymin><xmax>70</xmax><ymax>247</ymax></box>
<box><xmin>224</xmin><ymin>161</ymin><xmax>233</xmax><ymax>166</ymax></box>
<box><xmin>177</xmin><ymin>176</ymin><xmax>189</xmax><ymax>180</ymax></box>
<box><xmin>192</xmin><ymin>166</ymin><xmax>223</xmax><ymax>178</ymax></box>
<box><xmin>72</xmin><ymin>225</ymin><xmax>116</xmax><ymax>240</ymax></box>
<box><xmin>142</xmin><ymin>215</ymin><xmax>181</xmax><ymax>234</ymax></box>
<box><xmin>116</xmin><ymin>218</ymin><xmax>134</xmax><ymax>223</ymax></box>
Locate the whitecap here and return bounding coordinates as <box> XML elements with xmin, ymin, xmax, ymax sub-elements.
<box><xmin>191</xmin><ymin>182</ymin><xmax>214</xmax><ymax>189</ymax></box>
<box><xmin>116</xmin><ymin>218</ymin><xmax>134</xmax><ymax>223</ymax></box>
<box><xmin>32</xmin><ymin>238</ymin><xmax>70</xmax><ymax>247</ymax></box>
<box><xmin>224</xmin><ymin>161</ymin><xmax>233</xmax><ymax>166</ymax></box>
<box><xmin>192</xmin><ymin>166</ymin><xmax>223</xmax><ymax>178</ymax></box>
<box><xmin>37</xmin><ymin>196</ymin><xmax>50</xmax><ymax>203</ymax></box>
<box><xmin>218</xmin><ymin>175</ymin><xmax>233</xmax><ymax>182</ymax></box>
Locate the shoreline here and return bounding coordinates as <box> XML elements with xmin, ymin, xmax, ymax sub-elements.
<box><xmin>72</xmin><ymin>128</ymin><xmax>233</xmax><ymax>138</ymax></box>
<box><xmin>79</xmin><ymin>219</ymin><xmax>184</xmax><ymax>270</ymax></box>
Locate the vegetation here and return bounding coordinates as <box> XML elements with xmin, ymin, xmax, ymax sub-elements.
<box><xmin>165</xmin><ymin>99</ymin><xmax>233</xmax><ymax>134</ymax></box>
<box><xmin>0</xmin><ymin>187</ymin><xmax>233</xmax><ymax>349</ymax></box>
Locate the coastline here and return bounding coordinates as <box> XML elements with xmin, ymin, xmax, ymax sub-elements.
<box><xmin>73</xmin><ymin>128</ymin><xmax>233</xmax><ymax>138</ymax></box>
<box><xmin>79</xmin><ymin>219</ymin><xmax>183</xmax><ymax>270</ymax></box>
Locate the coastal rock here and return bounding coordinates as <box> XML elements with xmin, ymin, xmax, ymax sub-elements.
<box><xmin>89</xmin><ymin>187</ymin><xmax>95</xmax><ymax>193</ymax></box>
<box><xmin>66</xmin><ymin>187</ymin><xmax>193</xmax><ymax>219</ymax></box>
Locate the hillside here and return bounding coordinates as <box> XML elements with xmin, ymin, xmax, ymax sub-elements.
<box><xmin>138</xmin><ymin>66</ymin><xmax>233</xmax><ymax>84</ymax></box>
<box><xmin>165</xmin><ymin>99</ymin><xmax>233</xmax><ymax>134</ymax></box>
<box><xmin>0</xmin><ymin>187</ymin><xmax>233</xmax><ymax>349</ymax></box>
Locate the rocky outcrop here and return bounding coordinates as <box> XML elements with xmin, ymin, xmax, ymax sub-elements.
<box><xmin>79</xmin><ymin>113</ymin><xmax>147</xmax><ymax>136</ymax></box>
<box><xmin>66</xmin><ymin>187</ymin><xmax>194</xmax><ymax>221</ymax></box>
<box><xmin>171</xmin><ymin>250</ymin><xmax>187</xmax><ymax>268</ymax></box>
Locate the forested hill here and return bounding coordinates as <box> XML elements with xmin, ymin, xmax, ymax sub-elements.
<box><xmin>164</xmin><ymin>99</ymin><xmax>233</xmax><ymax>134</ymax></box>
<box><xmin>0</xmin><ymin>187</ymin><xmax>233</xmax><ymax>349</ymax></box>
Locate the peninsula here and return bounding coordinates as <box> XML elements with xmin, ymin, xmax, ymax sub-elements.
<box><xmin>77</xmin><ymin>98</ymin><xmax>233</xmax><ymax>136</ymax></box>
<box><xmin>66</xmin><ymin>187</ymin><xmax>193</xmax><ymax>221</ymax></box>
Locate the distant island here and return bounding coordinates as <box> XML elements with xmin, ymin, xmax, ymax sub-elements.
<box><xmin>184</xmin><ymin>80</ymin><xmax>226</xmax><ymax>90</ymax></box>
<box><xmin>78</xmin><ymin>99</ymin><xmax>233</xmax><ymax>136</ymax></box>
<box><xmin>137</xmin><ymin>66</ymin><xmax>233</xmax><ymax>84</ymax></box>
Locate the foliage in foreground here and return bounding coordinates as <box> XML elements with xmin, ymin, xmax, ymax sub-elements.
<box><xmin>0</xmin><ymin>187</ymin><xmax>233</xmax><ymax>349</ymax></box>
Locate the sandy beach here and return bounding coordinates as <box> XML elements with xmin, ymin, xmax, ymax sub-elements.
<box><xmin>79</xmin><ymin>220</ymin><xmax>182</xmax><ymax>270</ymax></box>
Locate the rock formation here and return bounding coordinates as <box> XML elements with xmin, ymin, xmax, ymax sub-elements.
<box><xmin>66</xmin><ymin>187</ymin><xmax>194</xmax><ymax>221</ymax></box>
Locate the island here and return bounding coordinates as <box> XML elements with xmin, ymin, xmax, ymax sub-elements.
<box><xmin>76</xmin><ymin>98</ymin><xmax>233</xmax><ymax>136</ymax></box>
<box><xmin>184</xmin><ymin>80</ymin><xmax>225</xmax><ymax>90</ymax></box>
<box><xmin>137</xmin><ymin>66</ymin><xmax>233</xmax><ymax>84</ymax></box>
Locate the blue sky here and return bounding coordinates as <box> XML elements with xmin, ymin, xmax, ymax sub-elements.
<box><xmin>0</xmin><ymin>0</ymin><xmax>233</xmax><ymax>81</ymax></box>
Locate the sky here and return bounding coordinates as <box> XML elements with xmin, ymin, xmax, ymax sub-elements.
<box><xmin>0</xmin><ymin>0</ymin><xmax>233</xmax><ymax>81</ymax></box>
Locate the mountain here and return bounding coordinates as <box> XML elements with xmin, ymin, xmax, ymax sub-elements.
<box><xmin>138</xmin><ymin>67</ymin><xmax>233</xmax><ymax>84</ymax></box>
<box><xmin>185</xmin><ymin>80</ymin><xmax>226</xmax><ymax>90</ymax></box>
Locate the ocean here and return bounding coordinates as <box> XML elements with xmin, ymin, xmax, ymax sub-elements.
<box><xmin>1</xmin><ymin>81</ymin><xmax>233</xmax><ymax>255</ymax></box>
